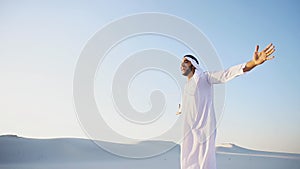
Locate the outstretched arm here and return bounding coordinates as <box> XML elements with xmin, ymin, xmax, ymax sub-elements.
<box><xmin>207</xmin><ymin>43</ymin><xmax>276</xmax><ymax>84</ymax></box>
<box><xmin>243</xmin><ymin>43</ymin><xmax>275</xmax><ymax>72</ymax></box>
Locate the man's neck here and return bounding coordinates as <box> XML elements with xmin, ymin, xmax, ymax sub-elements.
<box><xmin>187</xmin><ymin>72</ymin><xmax>194</xmax><ymax>80</ymax></box>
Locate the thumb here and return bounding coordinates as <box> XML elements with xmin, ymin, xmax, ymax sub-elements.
<box><xmin>255</xmin><ymin>45</ymin><xmax>259</xmax><ymax>53</ymax></box>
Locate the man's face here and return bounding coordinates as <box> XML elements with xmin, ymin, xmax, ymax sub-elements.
<box><xmin>180</xmin><ymin>58</ymin><xmax>192</xmax><ymax>76</ymax></box>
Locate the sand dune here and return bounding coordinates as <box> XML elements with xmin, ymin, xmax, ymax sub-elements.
<box><xmin>0</xmin><ymin>135</ymin><xmax>180</xmax><ymax>169</ymax></box>
<box><xmin>216</xmin><ymin>143</ymin><xmax>300</xmax><ymax>169</ymax></box>
<box><xmin>217</xmin><ymin>143</ymin><xmax>300</xmax><ymax>159</ymax></box>
<box><xmin>0</xmin><ymin>135</ymin><xmax>299</xmax><ymax>169</ymax></box>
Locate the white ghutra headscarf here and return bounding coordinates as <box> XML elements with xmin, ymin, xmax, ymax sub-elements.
<box><xmin>184</xmin><ymin>55</ymin><xmax>203</xmax><ymax>74</ymax></box>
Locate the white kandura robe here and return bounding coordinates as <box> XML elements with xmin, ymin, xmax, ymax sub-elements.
<box><xmin>180</xmin><ymin>63</ymin><xmax>246</xmax><ymax>169</ymax></box>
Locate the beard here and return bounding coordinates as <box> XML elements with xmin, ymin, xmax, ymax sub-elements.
<box><xmin>182</xmin><ymin>65</ymin><xmax>192</xmax><ymax>76</ymax></box>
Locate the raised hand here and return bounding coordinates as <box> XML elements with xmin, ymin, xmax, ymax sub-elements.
<box><xmin>253</xmin><ymin>43</ymin><xmax>275</xmax><ymax>65</ymax></box>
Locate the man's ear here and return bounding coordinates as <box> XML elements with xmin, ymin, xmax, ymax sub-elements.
<box><xmin>191</xmin><ymin>65</ymin><xmax>196</xmax><ymax>72</ymax></box>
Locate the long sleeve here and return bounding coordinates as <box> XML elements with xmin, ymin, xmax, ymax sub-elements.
<box><xmin>206</xmin><ymin>63</ymin><xmax>246</xmax><ymax>84</ymax></box>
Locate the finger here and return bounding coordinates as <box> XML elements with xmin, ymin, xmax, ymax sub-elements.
<box><xmin>255</xmin><ymin>45</ymin><xmax>259</xmax><ymax>52</ymax></box>
<box><xmin>266</xmin><ymin>47</ymin><xmax>275</xmax><ymax>55</ymax></box>
<box><xmin>265</xmin><ymin>45</ymin><xmax>275</xmax><ymax>54</ymax></box>
<box><xmin>264</xmin><ymin>43</ymin><xmax>273</xmax><ymax>52</ymax></box>
<box><xmin>266</xmin><ymin>48</ymin><xmax>275</xmax><ymax>56</ymax></box>
<box><xmin>266</xmin><ymin>56</ymin><xmax>275</xmax><ymax>60</ymax></box>
<box><xmin>263</xmin><ymin>43</ymin><xmax>273</xmax><ymax>52</ymax></box>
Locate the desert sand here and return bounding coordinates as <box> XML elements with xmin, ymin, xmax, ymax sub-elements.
<box><xmin>0</xmin><ymin>135</ymin><xmax>299</xmax><ymax>169</ymax></box>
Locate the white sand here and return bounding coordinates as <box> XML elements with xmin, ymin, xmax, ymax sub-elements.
<box><xmin>216</xmin><ymin>143</ymin><xmax>300</xmax><ymax>169</ymax></box>
<box><xmin>0</xmin><ymin>135</ymin><xmax>299</xmax><ymax>169</ymax></box>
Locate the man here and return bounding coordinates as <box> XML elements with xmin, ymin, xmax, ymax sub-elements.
<box><xmin>176</xmin><ymin>43</ymin><xmax>275</xmax><ymax>169</ymax></box>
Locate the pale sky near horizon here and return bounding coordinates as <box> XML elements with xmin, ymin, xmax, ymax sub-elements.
<box><xmin>1</xmin><ymin>0</ymin><xmax>300</xmax><ymax>154</ymax></box>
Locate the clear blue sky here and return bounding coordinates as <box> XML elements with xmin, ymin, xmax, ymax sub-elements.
<box><xmin>0</xmin><ymin>0</ymin><xmax>299</xmax><ymax>153</ymax></box>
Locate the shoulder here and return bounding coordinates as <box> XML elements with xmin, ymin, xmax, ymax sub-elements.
<box><xmin>192</xmin><ymin>69</ymin><xmax>210</xmax><ymax>84</ymax></box>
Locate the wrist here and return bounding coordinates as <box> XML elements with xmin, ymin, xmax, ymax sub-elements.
<box><xmin>243</xmin><ymin>60</ymin><xmax>257</xmax><ymax>72</ymax></box>
<box><xmin>250</xmin><ymin>60</ymin><xmax>259</xmax><ymax>67</ymax></box>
